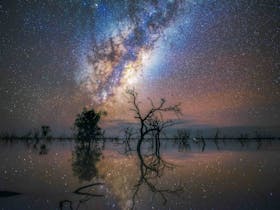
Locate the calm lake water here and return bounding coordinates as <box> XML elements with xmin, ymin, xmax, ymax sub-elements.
<box><xmin>0</xmin><ymin>139</ymin><xmax>280</xmax><ymax>210</ymax></box>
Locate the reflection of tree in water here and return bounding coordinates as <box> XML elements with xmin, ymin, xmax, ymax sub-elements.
<box><xmin>72</xmin><ymin>142</ymin><xmax>101</xmax><ymax>182</ymax></box>
<box><xmin>174</xmin><ymin>129</ymin><xmax>191</xmax><ymax>151</ymax></box>
<box><xmin>131</xmin><ymin>146</ymin><xmax>183</xmax><ymax>210</ymax></box>
<box><xmin>60</xmin><ymin>142</ymin><xmax>104</xmax><ymax>210</ymax></box>
<box><xmin>61</xmin><ymin>107</ymin><xmax>105</xmax><ymax>209</ymax></box>
<box><xmin>60</xmin><ymin>108</ymin><xmax>106</xmax><ymax>209</ymax></box>
<box><xmin>126</xmin><ymin>89</ymin><xmax>183</xmax><ymax>209</ymax></box>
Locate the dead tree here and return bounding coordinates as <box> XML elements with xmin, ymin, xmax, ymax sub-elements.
<box><xmin>126</xmin><ymin>88</ymin><xmax>181</xmax><ymax>155</ymax></box>
<box><xmin>123</xmin><ymin>127</ymin><xmax>134</xmax><ymax>154</ymax></box>
<box><xmin>174</xmin><ymin>129</ymin><xmax>191</xmax><ymax>151</ymax></box>
<box><xmin>213</xmin><ymin>128</ymin><xmax>220</xmax><ymax>150</ymax></box>
<box><xmin>126</xmin><ymin>89</ymin><xmax>182</xmax><ymax>209</ymax></box>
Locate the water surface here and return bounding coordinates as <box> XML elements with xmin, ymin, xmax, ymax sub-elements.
<box><xmin>0</xmin><ymin>140</ymin><xmax>279</xmax><ymax>210</ymax></box>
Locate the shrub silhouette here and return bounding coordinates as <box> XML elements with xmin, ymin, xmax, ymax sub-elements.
<box><xmin>73</xmin><ymin>108</ymin><xmax>105</xmax><ymax>143</ymax></box>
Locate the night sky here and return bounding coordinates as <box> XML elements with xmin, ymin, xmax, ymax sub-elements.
<box><xmin>1</xmin><ymin>0</ymin><xmax>279</xmax><ymax>135</ymax></box>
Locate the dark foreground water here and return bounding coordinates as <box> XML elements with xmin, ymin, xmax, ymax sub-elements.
<box><xmin>0</xmin><ymin>139</ymin><xmax>280</xmax><ymax>210</ymax></box>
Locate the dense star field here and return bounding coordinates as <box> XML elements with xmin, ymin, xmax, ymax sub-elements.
<box><xmin>0</xmin><ymin>0</ymin><xmax>279</xmax><ymax>135</ymax></box>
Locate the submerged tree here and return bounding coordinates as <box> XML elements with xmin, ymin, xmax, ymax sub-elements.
<box><xmin>213</xmin><ymin>128</ymin><xmax>220</xmax><ymax>150</ymax></box>
<box><xmin>73</xmin><ymin>108</ymin><xmax>106</xmax><ymax>144</ymax></box>
<box><xmin>174</xmin><ymin>129</ymin><xmax>191</xmax><ymax>151</ymax></box>
<box><xmin>126</xmin><ymin>88</ymin><xmax>182</xmax><ymax>209</ymax></box>
<box><xmin>123</xmin><ymin>127</ymin><xmax>135</xmax><ymax>154</ymax></box>
<box><xmin>126</xmin><ymin>88</ymin><xmax>181</xmax><ymax>152</ymax></box>
<box><xmin>41</xmin><ymin>125</ymin><xmax>51</xmax><ymax>139</ymax></box>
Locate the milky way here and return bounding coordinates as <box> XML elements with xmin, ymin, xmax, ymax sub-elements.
<box><xmin>1</xmin><ymin>0</ymin><xmax>279</xmax><ymax>134</ymax></box>
<box><xmin>76</xmin><ymin>0</ymin><xmax>187</xmax><ymax>104</ymax></box>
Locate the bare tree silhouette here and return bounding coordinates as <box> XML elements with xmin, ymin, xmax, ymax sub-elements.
<box><xmin>213</xmin><ymin>128</ymin><xmax>220</xmax><ymax>150</ymax></box>
<box><xmin>123</xmin><ymin>127</ymin><xmax>134</xmax><ymax>154</ymax></box>
<box><xmin>174</xmin><ymin>129</ymin><xmax>191</xmax><ymax>151</ymax></box>
<box><xmin>193</xmin><ymin>130</ymin><xmax>206</xmax><ymax>152</ymax></box>
<box><xmin>238</xmin><ymin>133</ymin><xmax>249</xmax><ymax>148</ymax></box>
<box><xmin>126</xmin><ymin>88</ymin><xmax>181</xmax><ymax>154</ymax></box>
<box><xmin>41</xmin><ymin>125</ymin><xmax>51</xmax><ymax>139</ymax></box>
<box><xmin>126</xmin><ymin>88</ymin><xmax>182</xmax><ymax>209</ymax></box>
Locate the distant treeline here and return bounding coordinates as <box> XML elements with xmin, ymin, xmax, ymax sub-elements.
<box><xmin>0</xmin><ymin>123</ymin><xmax>279</xmax><ymax>141</ymax></box>
<box><xmin>0</xmin><ymin>133</ymin><xmax>279</xmax><ymax>141</ymax></box>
